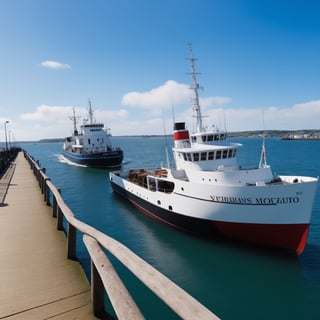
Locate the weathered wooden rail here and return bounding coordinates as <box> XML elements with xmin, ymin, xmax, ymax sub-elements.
<box><xmin>24</xmin><ymin>150</ymin><xmax>220</xmax><ymax>320</ymax></box>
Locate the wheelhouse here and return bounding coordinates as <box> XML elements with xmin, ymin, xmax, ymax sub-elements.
<box><xmin>179</xmin><ymin>148</ymin><xmax>237</xmax><ymax>162</ymax></box>
<box><xmin>191</xmin><ymin>132</ymin><xmax>227</xmax><ymax>144</ymax></box>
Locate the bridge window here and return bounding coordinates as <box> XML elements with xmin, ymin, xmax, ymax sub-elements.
<box><xmin>186</xmin><ymin>153</ymin><xmax>192</xmax><ymax>161</ymax></box>
<box><xmin>208</xmin><ymin>135</ymin><xmax>213</xmax><ymax>141</ymax></box>
<box><xmin>214</xmin><ymin>135</ymin><xmax>219</xmax><ymax>141</ymax></box>
<box><xmin>216</xmin><ymin>150</ymin><xmax>222</xmax><ymax>159</ymax></box>
<box><xmin>201</xmin><ymin>152</ymin><xmax>207</xmax><ymax>160</ymax></box>
<box><xmin>193</xmin><ymin>153</ymin><xmax>199</xmax><ymax>161</ymax></box>
<box><xmin>223</xmin><ymin>150</ymin><xmax>228</xmax><ymax>158</ymax></box>
<box><xmin>208</xmin><ymin>151</ymin><xmax>214</xmax><ymax>160</ymax></box>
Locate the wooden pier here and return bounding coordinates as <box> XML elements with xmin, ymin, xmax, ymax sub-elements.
<box><xmin>0</xmin><ymin>151</ymin><xmax>220</xmax><ymax>320</ymax></box>
<box><xmin>0</xmin><ymin>152</ymin><xmax>97</xmax><ymax>319</ymax></box>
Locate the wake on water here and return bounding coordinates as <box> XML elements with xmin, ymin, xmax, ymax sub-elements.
<box><xmin>55</xmin><ymin>154</ymin><xmax>87</xmax><ymax>167</ymax></box>
<box><xmin>55</xmin><ymin>153</ymin><xmax>129</xmax><ymax>168</ymax></box>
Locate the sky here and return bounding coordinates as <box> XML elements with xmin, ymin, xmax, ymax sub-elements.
<box><xmin>1</xmin><ymin>0</ymin><xmax>320</xmax><ymax>141</ymax></box>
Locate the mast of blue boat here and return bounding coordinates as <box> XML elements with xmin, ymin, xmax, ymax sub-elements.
<box><xmin>88</xmin><ymin>99</ymin><xmax>94</xmax><ymax>125</ymax></box>
<box><xmin>70</xmin><ymin>107</ymin><xmax>79</xmax><ymax>136</ymax></box>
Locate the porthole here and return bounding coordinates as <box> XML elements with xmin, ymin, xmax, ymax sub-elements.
<box><xmin>157</xmin><ymin>200</ymin><xmax>161</xmax><ymax>205</ymax></box>
<box><xmin>181</xmin><ymin>187</ymin><xmax>184</xmax><ymax>191</ymax></box>
<box><xmin>169</xmin><ymin>205</ymin><xmax>173</xmax><ymax>211</ymax></box>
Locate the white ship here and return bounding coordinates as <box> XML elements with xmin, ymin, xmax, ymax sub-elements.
<box><xmin>109</xmin><ymin>46</ymin><xmax>318</xmax><ymax>254</ymax></box>
<box><xmin>63</xmin><ymin>101</ymin><xmax>123</xmax><ymax>168</ymax></box>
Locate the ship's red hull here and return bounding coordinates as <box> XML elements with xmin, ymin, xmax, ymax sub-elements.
<box><xmin>212</xmin><ymin>221</ymin><xmax>309</xmax><ymax>255</ymax></box>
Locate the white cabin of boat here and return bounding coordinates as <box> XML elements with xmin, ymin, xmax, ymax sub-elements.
<box><xmin>63</xmin><ymin>102</ymin><xmax>118</xmax><ymax>155</ymax></box>
<box><xmin>170</xmin><ymin>121</ymin><xmax>275</xmax><ymax>185</ymax></box>
<box><xmin>172</xmin><ymin>121</ymin><xmax>241</xmax><ymax>172</ymax></box>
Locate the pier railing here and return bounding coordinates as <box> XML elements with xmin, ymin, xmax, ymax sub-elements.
<box><xmin>0</xmin><ymin>147</ymin><xmax>21</xmax><ymax>178</ymax></box>
<box><xmin>23</xmin><ymin>151</ymin><xmax>220</xmax><ymax>320</ymax></box>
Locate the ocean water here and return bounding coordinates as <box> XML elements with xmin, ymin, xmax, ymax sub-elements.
<box><xmin>21</xmin><ymin>136</ymin><xmax>320</xmax><ymax>320</ymax></box>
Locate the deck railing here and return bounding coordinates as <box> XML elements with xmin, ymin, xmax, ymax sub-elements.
<box><xmin>24</xmin><ymin>150</ymin><xmax>220</xmax><ymax>320</ymax></box>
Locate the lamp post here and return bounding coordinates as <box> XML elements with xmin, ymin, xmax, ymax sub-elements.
<box><xmin>12</xmin><ymin>133</ymin><xmax>15</xmax><ymax>148</ymax></box>
<box><xmin>9</xmin><ymin>131</ymin><xmax>11</xmax><ymax>149</ymax></box>
<box><xmin>4</xmin><ymin>120</ymin><xmax>9</xmax><ymax>151</ymax></box>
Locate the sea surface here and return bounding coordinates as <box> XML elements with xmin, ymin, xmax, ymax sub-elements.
<box><xmin>21</xmin><ymin>136</ymin><xmax>320</xmax><ymax>320</ymax></box>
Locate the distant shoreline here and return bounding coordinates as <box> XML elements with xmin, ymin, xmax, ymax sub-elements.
<box><xmin>15</xmin><ymin>129</ymin><xmax>320</xmax><ymax>143</ymax></box>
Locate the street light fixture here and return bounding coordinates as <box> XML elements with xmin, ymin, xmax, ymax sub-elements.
<box><xmin>4</xmin><ymin>120</ymin><xmax>9</xmax><ymax>151</ymax></box>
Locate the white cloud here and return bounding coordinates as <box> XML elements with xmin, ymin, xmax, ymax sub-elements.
<box><xmin>209</xmin><ymin>100</ymin><xmax>320</xmax><ymax>132</ymax></box>
<box><xmin>40</xmin><ymin>60</ymin><xmax>71</xmax><ymax>70</ymax></box>
<box><xmin>121</xmin><ymin>80</ymin><xmax>190</xmax><ymax>112</ymax></box>
<box><xmin>16</xmin><ymin>105</ymin><xmax>129</xmax><ymax>140</ymax></box>
<box><xmin>93</xmin><ymin>108</ymin><xmax>129</xmax><ymax>122</ymax></box>
<box><xmin>200</xmin><ymin>96</ymin><xmax>232</xmax><ymax>109</ymax></box>
<box><xmin>291</xmin><ymin>100</ymin><xmax>320</xmax><ymax>119</ymax></box>
<box><xmin>167</xmin><ymin>98</ymin><xmax>320</xmax><ymax>133</ymax></box>
<box><xmin>121</xmin><ymin>80</ymin><xmax>233</xmax><ymax>118</ymax></box>
<box><xmin>20</xmin><ymin>105</ymin><xmax>129</xmax><ymax>124</ymax></box>
<box><xmin>20</xmin><ymin>105</ymin><xmax>73</xmax><ymax>122</ymax></box>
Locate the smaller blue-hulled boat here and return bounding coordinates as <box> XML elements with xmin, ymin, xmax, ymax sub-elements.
<box><xmin>63</xmin><ymin>101</ymin><xmax>123</xmax><ymax>168</ymax></box>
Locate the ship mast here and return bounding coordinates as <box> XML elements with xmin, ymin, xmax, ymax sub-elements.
<box><xmin>88</xmin><ymin>99</ymin><xmax>94</xmax><ymax>124</ymax></box>
<box><xmin>70</xmin><ymin>107</ymin><xmax>79</xmax><ymax>136</ymax></box>
<box><xmin>188</xmin><ymin>44</ymin><xmax>203</xmax><ymax>133</ymax></box>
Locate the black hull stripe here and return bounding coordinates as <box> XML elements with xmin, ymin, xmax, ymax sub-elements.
<box><xmin>110</xmin><ymin>181</ymin><xmax>217</xmax><ymax>236</ymax></box>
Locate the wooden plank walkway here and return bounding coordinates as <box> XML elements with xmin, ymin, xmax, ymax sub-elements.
<box><xmin>0</xmin><ymin>152</ymin><xmax>97</xmax><ymax>320</ymax></box>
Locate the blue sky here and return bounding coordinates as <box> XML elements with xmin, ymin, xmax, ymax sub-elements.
<box><xmin>1</xmin><ymin>0</ymin><xmax>320</xmax><ymax>141</ymax></box>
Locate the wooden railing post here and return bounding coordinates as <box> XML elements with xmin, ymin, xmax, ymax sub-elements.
<box><xmin>52</xmin><ymin>188</ymin><xmax>61</xmax><ymax>218</ymax></box>
<box><xmin>67</xmin><ymin>223</ymin><xmax>77</xmax><ymax>260</ymax></box>
<box><xmin>44</xmin><ymin>178</ymin><xmax>51</xmax><ymax>205</ymax></box>
<box><xmin>83</xmin><ymin>235</ymin><xmax>144</xmax><ymax>320</ymax></box>
<box><xmin>57</xmin><ymin>206</ymin><xmax>64</xmax><ymax>231</ymax></box>
<box><xmin>41</xmin><ymin>168</ymin><xmax>46</xmax><ymax>194</ymax></box>
<box><xmin>52</xmin><ymin>194</ymin><xmax>57</xmax><ymax>217</ymax></box>
<box><xmin>91</xmin><ymin>261</ymin><xmax>106</xmax><ymax>318</ymax></box>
